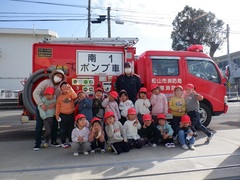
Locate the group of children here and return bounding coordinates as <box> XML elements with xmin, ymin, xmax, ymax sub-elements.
<box><xmin>37</xmin><ymin>81</ymin><xmax>213</xmax><ymax>155</ymax></box>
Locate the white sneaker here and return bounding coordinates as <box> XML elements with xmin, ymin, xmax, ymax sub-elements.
<box><xmin>101</xmin><ymin>149</ymin><xmax>105</xmax><ymax>153</ymax></box>
<box><xmin>83</xmin><ymin>151</ymin><xmax>89</xmax><ymax>155</ymax></box>
<box><xmin>165</xmin><ymin>143</ymin><xmax>171</xmax><ymax>148</ymax></box>
<box><xmin>189</xmin><ymin>144</ymin><xmax>195</xmax><ymax>150</ymax></box>
<box><xmin>206</xmin><ymin>133</ymin><xmax>213</xmax><ymax>141</ymax></box>
<box><xmin>51</xmin><ymin>142</ymin><xmax>61</xmax><ymax>147</ymax></box>
<box><xmin>170</xmin><ymin>143</ymin><xmax>175</xmax><ymax>148</ymax></box>
<box><xmin>90</xmin><ymin>150</ymin><xmax>95</xmax><ymax>154</ymax></box>
<box><xmin>73</xmin><ymin>153</ymin><xmax>79</xmax><ymax>156</ymax></box>
<box><xmin>182</xmin><ymin>144</ymin><xmax>189</xmax><ymax>150</ymax></box>
<box><xmin>61</xmin><ymin>143</ymin><xmax>69</xmax><ymax>148</ymax></box>
<box><xmin>151</xmin><ymin>143</ymin><xmax>157</xmax><ymax>148</ymax></box>
<box><xmin>33</xmin><ymin>146</ymin><xmax>40</xmax><ymax>151</ymax></box>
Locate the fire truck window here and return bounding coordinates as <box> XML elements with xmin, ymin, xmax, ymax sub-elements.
<box><xmin>187</xmin><ymin>59</ymin><xmax>220</xmax><ymax>83</ymax></box>
<box><xmin>152</xmin><ymin>59</ymin><xmax>179</xmax><ymax>76</ymax></box>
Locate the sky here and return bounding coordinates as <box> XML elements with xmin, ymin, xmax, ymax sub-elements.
<box><xmin>1</xmin><ymin>0</ymin><xmax>240</xmax><ymax>57</ymax></box>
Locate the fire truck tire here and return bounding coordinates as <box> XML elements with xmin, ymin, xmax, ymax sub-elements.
<box><xmin>199</xmin><ymin>103</ymin><xmax>212</xmax><ymax>127</ymax></box>
<box><xmin>22</xmin><ymin>69</ymin><xmax>51</xmax><ymax>115</ymax></box>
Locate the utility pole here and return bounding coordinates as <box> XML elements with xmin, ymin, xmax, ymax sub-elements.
<box><xmin>87</xmin><ymin>0</ymin><xmax>91</xmax><ymax>38</ymax></box>
<box><xmin>227</xmin><ymin>24</ymin><xmax>232</xmax><ymax>84</ymax></box>
<box><xmin>107</xmin><ymin>7</ymin><xmax>111</xmax><ymax>38</ymax></box>
<box><xmin>227</xmin><ymin>24</ymin><xmax>230</xmax><ymax>60</ymax></box>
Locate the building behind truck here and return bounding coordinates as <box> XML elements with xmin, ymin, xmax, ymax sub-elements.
<box><xmin>0</xmin><ymin>28</ymin><xmax>58</xmax><ymax>91</ymax></box>
<box><xmin>0</xmin><ymin>28</ymin><xmax>58</xmax><ymax>107</ymax></box>
<box><xmin>19</xmin><ymin>37</ymin><xmax>228</xmax><ymax>126</ymax></box>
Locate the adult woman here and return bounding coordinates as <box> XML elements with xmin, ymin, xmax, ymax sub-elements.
<box><xmin>33</xmin><ymin>69</ymin><xmax>66</xmax><ymax>151</ymax></box>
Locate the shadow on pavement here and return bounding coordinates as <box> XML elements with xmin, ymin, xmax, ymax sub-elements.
<box><xmin>205</xmin><ymin>147</ymin><xmax>240</xmax><ymax>179</ymax></box>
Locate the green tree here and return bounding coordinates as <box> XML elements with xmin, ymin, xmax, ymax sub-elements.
<box><xmin>171</xmin><ymin>5</ymin><xmax>226</xmax><ymax>58</ymax></box>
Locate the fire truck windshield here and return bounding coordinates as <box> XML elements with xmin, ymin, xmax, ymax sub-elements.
<box><xmin>187</xmin><ymin>58</ymin><xmax>220</xmax><ymax>83</ymax></box>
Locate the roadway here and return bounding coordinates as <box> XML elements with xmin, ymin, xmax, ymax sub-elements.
<box><xmin>0</xmin><ymin>102</ymin><xmax>239</xmax><ymax>180</ymax></box>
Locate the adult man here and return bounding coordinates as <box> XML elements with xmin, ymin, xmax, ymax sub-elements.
<box><xmin>115</xmin><ymin>62</ymin><xmax>141</xmax><ymax>103</ymax></box>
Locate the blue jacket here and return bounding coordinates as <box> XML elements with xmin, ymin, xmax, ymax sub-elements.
<box><xmin>157</xmin><ymin>123</ymin><xmax>174</xmax><ymax>136</ymax></box>
<box><xmin>78</xmin><ymin>98</ymin><xmax>92</xmax><ymax>121</ymax></box>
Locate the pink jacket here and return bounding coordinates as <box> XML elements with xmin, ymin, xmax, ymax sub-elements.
<box><xmin>101</xmin><ymin>98</ymin><xmax>121</xmax><ymax>121</ymax></box>
<box><xmin>150</xmin><ymin>93</ymin><xmax>168</xmax><ymax>116</ymax></box>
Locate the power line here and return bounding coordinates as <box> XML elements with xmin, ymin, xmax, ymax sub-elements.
<box><xmin>4</xmin><ymin>1</ymin><xmax>240</xmax><ymax>34</ymax></box>
<box><xmin>111</xmin><ymin>7</ymin><xmax>176</xmax><ymax>16</ymax></box>
<box><xmin>10</xmin><ymin>0</ymin><xmax>106</xmax><ymax>10</ymax></box>
<box><xmin>9</xmin><ymin>0</ymin><xmax>178</xmax><ymax>18</ymax></box>
<box><xmin>0</xmin><ymin>15</ymin><xmax>87</xmax><ymax>18</ymax></box>
<box><xmin>117</xmin><ymin>19</ymin><xmax>172</xmax><ymax>27</ymax></box>
<box><xmin>0</xmin><ymin>12</ymin><xmax>87</xmax><ymax>15</ymax></box>
<box><xmin>0</xmin><ymin>18</ymin><xmax>87</xmax><ymax>22</ymax></box>
<box><xmin>10</xmin><ymin>0</ymin><xmax>87</xmax><ymax>8</ymax></box>
<box><xmin>71</xmin><ymin>21</ymin><xmax>86</xmax><ymax>37</ymax></box>
<box><xmin>8</xmin><ymin>0</ymin><xmax>240</xmax><ymax>28</ymax></box>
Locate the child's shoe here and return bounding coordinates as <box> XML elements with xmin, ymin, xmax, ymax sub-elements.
<box><xmin>42</xmin><ymin>143</ymin><xmax>48</xmax><ymax>148</ymax></box>
<box><xmin>107</xmin><ymin>145</ymin><xmax>112</xmax><ymax>151</ymax></box>
<box><xmin>165</xmin><ymin>143</ymin><xmax>172</xmax><ymax>148</ymax></box>
<box><xmin>68</xmin><ymin>142</ymin><xmax>73</xmax><ymax>147</ymax></box>
<box><xmin>101</xmin><ymin>149</ymin><xmax>105</xmax><ymax>153</ymax></box>
<box><xmin>73</xmin><ymin>152</ymin><xmax>79</xmax><ymax>156</ymax></box>
<box><xmin>33</xmin><ymin>145</ymin><xmax>40</xmax><ymax>151</ymax></box>
<box><xmin>170</xmin><ymin>143</ymin><xmax>175</xmax><ymax>148</ymax></box>
<box><xmin>151</xmin><ymin>143</ymin><xmax>157</xmax><ymax>148</ymax></box>
<box><xmin>206</xmin><ymin>133</ymin><xmax>213</xmax><ymax>141</ymax></box>
<box><xmin>83</xmin><ymin>151</ymin><xmax>89</xmax><ymax>155</ymax></box>
<box><xmin>189</xmin><ymin>144</ymin><xmax>195</xmax><ymax>150</ymax></box>
<box><xmin>61</xmin><ymin>143</ymin><xmax>69</xmax><ymax>148</ymax></box>
<box><xmin>51</xmin><ymin>141</ymin><xmax>61</xmax><ymax>147</ymax></box>
<box><xmin>182</xmin><ymin>144</ymin><xmax>189</xmax><ymax>150</ymax></box>
<box><xmin>90</xmin><ymin>150</ymin><xmax>95</xmax><ymax>154</ymax></box>
<box><xmin>145</xmin><ymin>141</ymin><xmax>151</xmax><ymax>147</ymax></box>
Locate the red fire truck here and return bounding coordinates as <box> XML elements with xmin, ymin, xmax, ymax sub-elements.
<box><xmin>135</xmin><ymin>48</ymin><xmax>228</xmax><ymax>126</ymax></box>
<box><xmin>20</xmin><ymin>37</ymin><xmax>137</xmax><ymax>122</ymax></box>
<box><xmin>19</xmin><ymin>37</ymin><xmax>228</xmax><ymax>126</ymax></box>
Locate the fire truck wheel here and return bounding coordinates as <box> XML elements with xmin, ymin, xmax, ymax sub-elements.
<box><xmin>199</xmin><ymin>103</ymin><xmax>212</xmax><ymax>127</ymax></box>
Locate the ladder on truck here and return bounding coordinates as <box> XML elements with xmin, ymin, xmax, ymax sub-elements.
<box><xmin>42</xmin><ymin>37</ymin><xmax>139</xmax><ymax>47</ymax></box>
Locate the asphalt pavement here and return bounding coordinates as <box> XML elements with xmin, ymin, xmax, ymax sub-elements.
<box><xmin>0</xmin><ymin>128</ymin><xmax>240</xmax><ymax>180</ymax></box>
<box><xmin>0</xmin><ymin>107</ymin><xmax>240</xmax><ymax>180</ymax></box>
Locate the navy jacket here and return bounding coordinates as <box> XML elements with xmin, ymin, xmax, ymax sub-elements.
<box><xmin>78</xmin><ymin>98</ymin><xmax>92</xmax><ymax>121</ymax></box>
<box><xmin>115</xmin><ymin>74</ymin><xmax>141</xmax><ymax>103</ymax></box>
